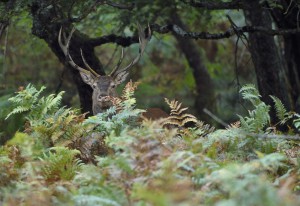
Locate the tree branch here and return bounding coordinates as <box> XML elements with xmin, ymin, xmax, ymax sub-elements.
<box><xmin>88</xmin><ymin>23</ymin><xmax>300</xmax><ymax>48</ymax></box>
<box><xmin>151</xmin><ymin>23</ymin><xmax>300</xmax><ymax>39</ymax></box>
<box><xmin>180</xmin><ymin>0</ymin><xmax>245</xmax><ymax>10</ymax></box>
<box><xmin>88</xmin><ymin>34</ymin><xmax>139</xmax><ymax>47</ymax></box>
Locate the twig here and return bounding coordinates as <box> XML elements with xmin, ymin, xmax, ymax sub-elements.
<box><xmin>203</xmin><ymin>108</ymin><xmax>229</xmax><ymax>127</ymax></box>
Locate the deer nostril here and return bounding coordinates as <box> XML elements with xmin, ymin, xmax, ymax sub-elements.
<box><xmin>98</xmin><ymin>95</ymin><xmax>110</xmax><ymax>102</ymax></box>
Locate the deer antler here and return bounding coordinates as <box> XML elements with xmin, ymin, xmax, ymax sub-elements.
<box><xmin>109</xmin><ymin>23</ymin><xmax>151</xmax><ymax>77</ymax></box>
<box><xmin>110</xmin><ymin>48</ymin><xmax>124</xmax><ymax>75</ymax></box>
<box><xmin>80</xmin><ymin>49</ymin><xmax>100</xmax><ymax>77</ymax></box>
<box><xmin>58</xmin><ymin>27</ymin><xmax>100</xmax><ymax>77</ymax></box>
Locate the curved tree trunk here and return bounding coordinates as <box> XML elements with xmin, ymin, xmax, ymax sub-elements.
<box><xmin>170</xmin><ymin>12</ymin><xmax>215</xmax><ymax>123</ymax></box>
<box><xmin>243</xmin><ymin>0</ymin><xmax>293</xmax><ymax>121</ymax></box>
<box><xmin>30</xmin><ymin>0</ymin><xmax>104</xmax><ymax>115</ymax></box>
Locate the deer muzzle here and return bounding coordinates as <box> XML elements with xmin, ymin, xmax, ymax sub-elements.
<box><xmin>98</xmin><ymin>95</ymin><xmax>110</xmax><ymax>102</ymax></box>
<box><xmin>97</xmin><ymin>95</ymin><xmax>113</xmax><ymax>110</ymax></box>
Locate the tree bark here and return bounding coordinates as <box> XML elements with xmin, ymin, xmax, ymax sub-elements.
<box><xmin>243</xmin><ymin>0</ymin><xmax>293</xmax><ymax>121</ymax></box>
<box><xmin>271</xmin><ymin>0</ymin><xmax>300</xmax><ymax>112</ymax></box>
<box><xmin>30</xmin><ymin>0</ymin><xmax>104</xmax><ymax>115</ymax></box>
<box><xmin>170</xmin><ymin>12</ymin><xmax>215</xmax><ymax>123</ymax></box>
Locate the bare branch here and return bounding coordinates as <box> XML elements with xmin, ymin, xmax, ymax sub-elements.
<box><xmin>180</xmin><ymin>0</ymin><xmax>245</xmax><ymax>10</ymax></box>
<box><xmin>87</xmin><ymin>22</ymin><xmax>300</xmax><ymax>49</ymax></box>
<box><xmin>151</xmin><ymin>23</ymin><xmax>300</xmax><ymax>39</ymax></box>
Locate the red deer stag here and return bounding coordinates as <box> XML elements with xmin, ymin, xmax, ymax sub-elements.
<box><xmin>58</xmin><ymin>25</ymin><xmax>168</xmax><ymax>119</ymax></box>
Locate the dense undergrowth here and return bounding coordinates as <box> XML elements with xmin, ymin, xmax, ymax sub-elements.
<box><xmin>0</xmin><ymin>83</ymin><xmax>300</xmax><ymax>206</ymax></box>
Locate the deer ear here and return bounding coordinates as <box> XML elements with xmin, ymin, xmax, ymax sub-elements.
<box><xmin>113</xmin><ymin>71</ymin><xmax>129</xmax><ymax>85</ymax></box>
<box><xmin>79</xmin><ymin>71</ymin><xmax>95</xmax><ymax>86</ymax></box>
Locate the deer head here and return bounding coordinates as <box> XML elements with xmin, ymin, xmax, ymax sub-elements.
<box><xmin>58</xmin><ymin>25</ymin><xmax>151</xmax><ymax>115</ymax></box>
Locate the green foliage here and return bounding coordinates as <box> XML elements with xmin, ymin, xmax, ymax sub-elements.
<box><xmin>0</xmin><ymin>83</ymin><xmax>300</xmax><ymax>205</ymax></box>
<box><xmin>5</xmin><ymin>84</ymin><xmax>88</xmax><ymax>148</ymax></box>
<box><xmin>238</xmin><ymin>84</ymin><xmax>270</xmax><ymax>132</ymax></box>
<box><xmin>271</xmin><ymin>95</ymin><xmax>288</xmax><ymax>122</ymax></box>
<box><xmin>198</xmin><ymin>153</ymin><xmax>288</xmax><ymax>206</ymax></box>
<box><xmin>0</xmin><ymin>93</ymin><xmax>25</xmax><ymax>144</ymax></box>
<box><xmin>293</xmin><ymin>113</ymin><xmax>300</xmax><ymax>130</ymax></box>
<box><xmin>40</xmin><ymin>147</ymin><xmax>83</xmax><ymax>182</ymax></box>
<box><xmin>6</xmin><ymin>84</ymin><xmax>62</xmax><ymax>121</ymax></box>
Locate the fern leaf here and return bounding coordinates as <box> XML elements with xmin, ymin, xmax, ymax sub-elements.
<box><xmin>270</xmin><ymin>95</ymin><xmax>288</xmax><ymax>121</ymax></box>
<box><xmin>5</xmin><ymin>105</ymin><xmax>30</xmax><ymax>119</ymax></box>
<box><xmin>181</xmin><ymin>117</ymin><xmax>198</xmax><ymax>126</ymax></box>
<box><xmin>240</xmin><ymin>84</ymin><xmax>262</xmax><ymax>106</ymax></box>
<box><xmin>171</xmin><ymin>107</ymin><xmax>188</xmax><ymax>115</ymax></box>
<box><xmin>164</xmin><ymin>98</ymin><xmax>198</xmax><ymax>128</ymax></box>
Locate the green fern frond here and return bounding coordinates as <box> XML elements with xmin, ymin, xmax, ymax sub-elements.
<box><xmin>5</xmin><ymin>84</ymin><xmax>64</xmax><ymax>122</ymax></box>
<box><xmin>237</xmin><ymin>115</ymin><xmax>252</xmax><ymax>132</ymax></box>
<box><xmin>40</xmin><ymin>147</ymin><xmax>82</xmax><ymax>182</ymax></box>
<box><xmin>5</xmin><ymin>106</ymin><xmax>30</xmax><ymax>119</ymax></box>
<box><xmin>237</xmin><ymin>85</ymin><xmax>271</xmax><ymax>132</ymax></box>
<box><xmin>270</xmin><ymin>95</ymin><xmax>288</xmax><ymax>122</ymax></box>
<box><xmin>239</xmin><ymin>84</ymin><xmax>262</xmax><ymax>106</ymax></box>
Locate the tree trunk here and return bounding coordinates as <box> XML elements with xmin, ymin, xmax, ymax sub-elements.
<box><xmin>243</xmin><ymin>0</ymin><xmax>293</xmax><ymax>121</ymax></box>
<box><xmin>271</xmin><ymin>0</ymin><xmax>300</xmax><ymax>112</ymax></box>
<box><xmin>30</xmin><ymin>0</ymin><xmax>104</xmax><ymax>115</ymax></box>
<box><xmin>170</xmin><ymin>12</ymin><xmax>215</xmax><ymax>123</ymax></box>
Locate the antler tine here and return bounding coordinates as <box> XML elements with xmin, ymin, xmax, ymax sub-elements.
<box><xmin>80</xmin><ymin>49</ymin><xmax>100</xmax><ymax>77</ymax></box>
<box><xmin>58</xmin><ymin>27</ymin><xmax>90</xmax><ymax>75</ymax></box>
<box><xmin>109</xmin><ymin>47</ymin><xmax>124</xmax><ymax>77</ymax></box>
<box><xmin>111</xmin><ymin>23</ymin><xmax>151</xmax><ymax>76</ymax></box>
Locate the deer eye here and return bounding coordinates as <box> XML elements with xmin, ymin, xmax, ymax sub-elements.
<box><xmin>92</xmin><ymin>84</ymin><xmax>97</xmax><ymax>89</ymax></box>
<box><xmin>111</xmin><ymin>84</ymin><xmax>116</xmax><ymax>88</ymax></box>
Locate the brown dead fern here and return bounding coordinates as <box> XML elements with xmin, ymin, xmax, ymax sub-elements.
<box><xmin>163</xmin><ymin>98</ymin><xmax>198</xmax><ymax>128</ymax></box>
<box><xmin>110</xmin><ymin>80</ymin><xmax>140</xmax><ymax>113</ymax></box>
<box><xmin>121</xmin><ymin>80</ymin><xmax>140</xmax><ymax>100</ymax></box>
<box><xmin>227</xmin><ymin>121</ymin><xmax>241</xmax><ymax>129</ymax></box>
